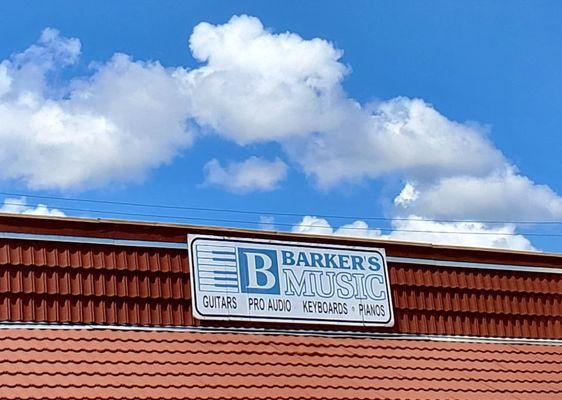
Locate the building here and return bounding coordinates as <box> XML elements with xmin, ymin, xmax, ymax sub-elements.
<box><xmin>0</xmin><ymin>213</ymin><xmax>559</xmax><ymax>399</ymax></box>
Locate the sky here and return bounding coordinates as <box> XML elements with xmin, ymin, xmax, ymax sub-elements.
<box><xmin>1</xmin><ymin>1</ymin><xmax>562</xmax><ymax>252</ymax></box>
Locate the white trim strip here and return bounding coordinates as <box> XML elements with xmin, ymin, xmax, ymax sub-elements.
<box><xmin>0</xmin><ymin>231</ymin><xmax>560</xmax><ymax>274</ymax></box>
<box><xmin>387</xmin><ymin>256</ymin><xmax>562</xmax><ymax>275</ymax></box>
<box><xmin>0</xmin><ymin>322</ymin><xmax>559</xmax><ymax>346</ymax></box>
<box><xmin>0</xmin><ymin>231</ymin><xmax>187</xmax><ymax>249</ymax></box>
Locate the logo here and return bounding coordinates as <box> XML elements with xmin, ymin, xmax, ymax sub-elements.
<box><xmin>238</xmin><ymin>248</ymin><xmax>280</xmax><ymax>295</ymax></box>
<box><xmin>194</xmin><ymin>244</ymin><xmax>239</xmax><ymax>293</ymax></box>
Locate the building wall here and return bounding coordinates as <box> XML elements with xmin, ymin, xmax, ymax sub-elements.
<box><xmin>0</xmin><ymin>222</ymin><xmax>559</xmax><ymax>338</ymax></box>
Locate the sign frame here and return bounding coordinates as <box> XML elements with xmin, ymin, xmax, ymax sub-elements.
<box><xmin>188</xmin><ymin>234</ymin><xmax>395</xmax><ymax>327</ymax></box>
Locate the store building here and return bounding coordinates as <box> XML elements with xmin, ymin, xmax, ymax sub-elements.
<box><xmin>0</xmin><ymin>213</ymin><xmax>559</xmax><ymax>399</ymax></box>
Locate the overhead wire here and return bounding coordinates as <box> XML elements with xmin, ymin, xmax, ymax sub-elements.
<box><xmin>0</xmin><ymin>190</ymin><xmax>562</xmax><ymax>226</ymax></box>
<box><xmin>0</xmin><ymin>199</ymin><xmax>561</xmax><ymax>238</ymax></box>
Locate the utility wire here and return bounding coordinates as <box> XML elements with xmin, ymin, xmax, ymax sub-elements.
<box><xmin>1</xmin><ymin>199</ymin><xmax>561</xmax><ymax>238</ymax></box>
<box><xmin>0</xmin><ymin>190</ymin><xmax>561</xmax><ymax>226</ymax></box>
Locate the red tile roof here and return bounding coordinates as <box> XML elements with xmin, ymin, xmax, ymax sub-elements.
<box><xmin>0</xmin><ymin>327</ymin><xmax>559</xmax><ymax>400</ymax></box>
<box><xmin>0</xmin><ymin>238</ymin><xmax>560</xmax><ymax>338</ymax></box>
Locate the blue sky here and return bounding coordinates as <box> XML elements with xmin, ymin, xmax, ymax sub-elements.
<box><xmin>1</xmin><ymin>1</ymin><xmax>562</xmax><ymax>252</ymax></box>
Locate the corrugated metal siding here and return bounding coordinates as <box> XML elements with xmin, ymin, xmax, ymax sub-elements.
<box><xmin>0</xmin><ymin>241</ymin><xmax>192</xmax><ymax>326</ymax></box>
<box><xmin>389</xmin><ymin>264</ymin><xmax>562</xmax><ymax>338</ymax></box>
<box><xmin>0</xmin><ymin>239</ymin><xmax>560</xmax><ymax>339</ymax></box>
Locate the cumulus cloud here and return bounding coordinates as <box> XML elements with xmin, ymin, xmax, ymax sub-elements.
<box><xmin>0</xmin><ymin>197</ymin><xmax>65</xmax><ymax>217</ymax></box>
<box><xmin>292</xmin><ymin>216</ymin><xmax>382</xmax><ymax>239</ymax></box>
<box><xmin>292</xmin><ymin>215</ymin><xmax>535</xmax><ymax>251</ymax></box>
<box><xmin>259</xmin><ymin>215</ymin><xmax>276</xmax><ymax>231</ymax></box>
<box><xmin>292</xmin><ymin>216</ymin><xmax>334</xmax><ymax>235</ymax></box>
<box><xmin>0</xmin><ymin>28</ymin><xmax>193</xmax><ymax>189</ymax></box>
<box><xmin>185</xmin><ymin>17</ymin><xmax>506</xmax><ymax>186</ymax></box>
<box><xmin>203</xmin><ymin>156</ymin><xmax>287</xmax><ymax>193</ymax></box>
<box><xmin>186</xmin><ymin>15</ymin><xmax>352</xmax><ymax>144</ymax></box>
<box><xmin>286</xmin><ymin>97</ymin><xmax>506</xmax><ymax>188</ymax></box>
<box><xmin>383</xmin><ymin>216</ymin><xmax>535</xmax><ymax>251</ymax></box>
<box><xmin>394</xmin><ymin>181</ymin><xmax>419</xmax><ymax>207</ymax></box>
<box><xmin>394</xmin><ymin>168</ymin><xmax>562</xmax><ymax>221</ymax></box>
<box><xmin>335</xmin><ymin>220</ymin><xmax>382</xmax><ymax>239</ymax></box>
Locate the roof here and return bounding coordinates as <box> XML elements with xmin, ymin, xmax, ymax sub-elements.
<box><xmin>0</xmin><ymin>214</ymin><xmax>559</xmax><ymax>398</ymax></box>
<box><xmin>0</xmin><ymin>327</ymin><xmax>560</xmax><ymax>400</ymax></box>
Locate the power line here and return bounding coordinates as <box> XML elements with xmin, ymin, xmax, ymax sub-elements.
<box><xmin>1</xmin><ymin>199</ymin><xmax>562</xmax><ymax>238</ymax></box>
<box><xmin>0</xmin><ymin>190</ymin><xmax>561</xmax><ymax>226</ymax></box>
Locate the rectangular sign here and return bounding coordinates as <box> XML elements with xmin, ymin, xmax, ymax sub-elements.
<box><xmin>188</xmin><ymin>235</ymin><xmax>394</xmax><ymax>327</ymax></box>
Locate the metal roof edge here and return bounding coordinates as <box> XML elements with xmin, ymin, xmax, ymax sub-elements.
<box><xmin>387</xmin><ymin>256</ymin><xmax>562</xmax><ymax>274</ymax></box>
<box><xmin>0</xmin><ymin>231</ymin><xmax>188</xmax><ymax>249</ymax></box>
<box><xmin>0</xmin><ymin>321</ymin><xmax>560</xmax><ymax>346</ymax></box>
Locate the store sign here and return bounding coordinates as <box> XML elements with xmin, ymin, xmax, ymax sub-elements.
<box><xmin>188</xmin><ymin>235</ymin><xmax>394</xmax><ymax>327</ymax></box>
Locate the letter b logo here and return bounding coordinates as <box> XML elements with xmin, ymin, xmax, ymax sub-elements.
<box><xmin>238</xmin><ymin>248</ymin><xmax>280</xmax><ymax>295</ymax></box>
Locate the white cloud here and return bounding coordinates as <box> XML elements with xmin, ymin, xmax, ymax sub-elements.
<box><xmin>203</xmin><ymin>156</ymin><xmax>288</xmax><ymax>193</ymax></box>
<box><xmin>0</xmin><ymin>64</ymin><xmax>12</xmax><ymax>97</ymax></box>
<box><xmin>292</xmin><ymin>216</ymin><xmax>381</xmax><ymax>239</ymax></box>
<box><xmin>382</xmin><ymin>215</ymin><xmax>535</xmax><ymax>251</ymax></box>
<box><xmin>292</xmin><ymin>215</ymin><xmax>535</xmax><ymax>251</ymax></box>
<box><xmin>292</xmin><ymin>216</ymin><xmax>334</xmax><ymax>235</ymax></box>
<box><xmin>0</xmin><ymin>28</ymin><xmax>193</xmax><ymax>189</ymax></box>
<box><xmin>0</xmin><ymin>197</ymin><xmax>65</xmax><ymax>217</ymax></box>
<box><xmin>259</xmin><ymin>215</ymin><xmax>276</xmax><ymax>231</ymax></box>
<box><xmin>285</xmin><ymin>97</ymin><xmax>505</xmax><ymax>188</ymax></box>
<box><xmin>183</xmin><ymin>16</ymin><xmax>507</xmax><ymax>187</ymax></box>
<box><xmin>394</xmin><ymin>181</ymin><xmax>419</xmax><ymax>207</ymax></box>
<box><xmin>395</xmin><ymin>168</ymin><xmax>562</xmax><ymax>221</ymax></box>
<box><xmin>185</xmin><ymin>15</ymin><xmax>353</xmax><ymax>144</ymax></box>
<box><xmin>335</xmin><ymin>220</ymin><xmax>382</xmax><ymax>239</ymax></box>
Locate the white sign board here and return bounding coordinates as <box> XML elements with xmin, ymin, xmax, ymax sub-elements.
<box><xmin>188</xmin><ymin>235</ymin><xmax>394</xmax><ymax>327</ymax></box>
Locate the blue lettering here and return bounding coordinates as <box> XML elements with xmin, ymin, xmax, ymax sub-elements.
<box><xmin>335</xmin><ymin>272</ymin><xmax>354</xmax><ymax>299</ymax></box>
<box><xmin>310</xmin><ymin>252</ymin><xmax>325</xmax><ymax>268</ymax></box>
<box><xmin>324</xmin><ymin>253</ymin><xmax>338</xmax><ymax>268</ymax></box>
<box><xmin>310</xmin><ymin>271</ymin><xmax>335</xmax><ymax>298</ymax></box>
<box><xmin>351</xmin><ymin>255</ymin><xmax>364</xmax><ymax>270</ymax></box>
<box><xmin>352</xmin><ymin>273</ymin><xmax>368</xmax><ymax>299</ymax></box>
<box><xmin>296</xmin><ymin>252</ymin><xmax>311</xmax><ymax>267</ymax></box>
<box><xmin>283</xmin><ymin>269</ymin><xmax>314</xmax><ymax>296</ymax></box>
<box><xmin>367</xmin><ymin>256</ymin><xmax>382</xmax><ymax>271</ymax></box>
<box><xmin>282</xmin><ymin>250</ymin><xmax>295</xmax><ymax>266</ymax></box>
<box><xmin>338</xmin><ymin>254</ymin><xmax>351</xmax><ymax>269</ymax></box>
<box><xmin>365</xmin><ymin>274</ymin><xmax>385</xmax><ymax>300</ymax></box>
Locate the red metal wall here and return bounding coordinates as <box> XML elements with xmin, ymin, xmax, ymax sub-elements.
<box><xmin>0</xmin><ymin>238</ymin><xmax>559</xmax><ymax>339</ymax></box>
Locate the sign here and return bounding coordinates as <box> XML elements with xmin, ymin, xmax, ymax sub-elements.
<box><xmin>188</xmin><ymin>235</ymin><xmax>394</xmax><ymax>327</ymax></box>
